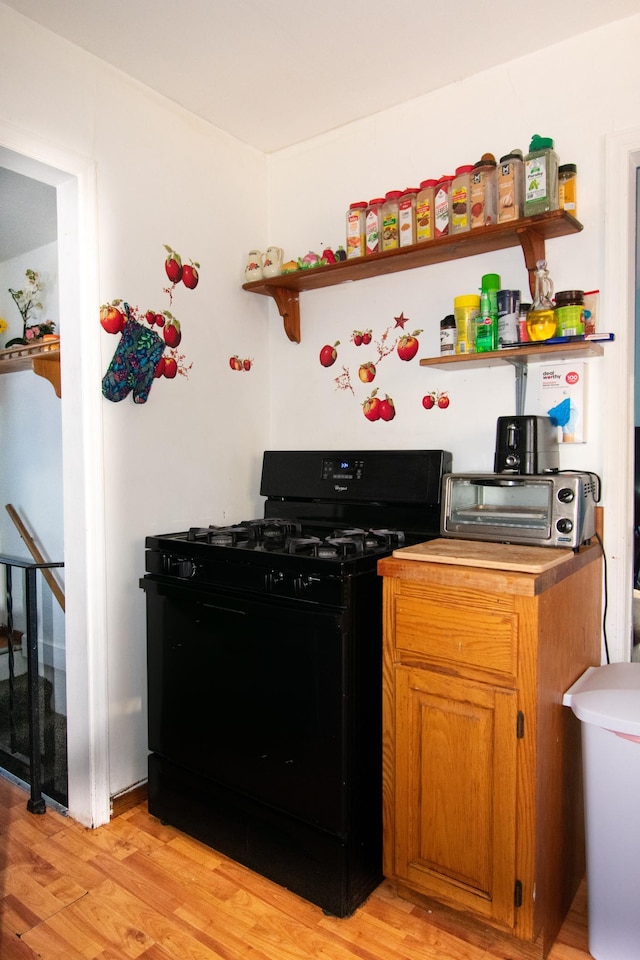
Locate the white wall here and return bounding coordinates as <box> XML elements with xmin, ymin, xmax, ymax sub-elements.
<box><xmin>0</xmin><ymin>3</ymin><xmax>270</xmax><ymax>809</ymax></box>
<box><xmin>1</xmin><ymin>3</ymin><xmax>638</xmax><ymax>813</ymax></box>
<box><xmin>265</xmin><ymin>16</ymin><xmax>640</xmax><ymax>659</ymax></box>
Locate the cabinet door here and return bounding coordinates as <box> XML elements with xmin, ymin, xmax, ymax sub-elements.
<box><xmin>393</xmin><ymin>666</ymin><xmax>518</xmax><ymax>928</ymax></box>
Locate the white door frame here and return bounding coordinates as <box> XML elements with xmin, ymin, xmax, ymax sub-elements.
<box><xmin>602</xmin><ymin>126</ymin><xmax>640</xmax><ymax>663</ymax></box>
<box><xmin>0</xmin><ymin>123</ymin><xmax>110</xmax><ymax>826</ymax></box>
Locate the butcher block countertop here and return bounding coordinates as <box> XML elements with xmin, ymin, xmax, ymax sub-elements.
<box><xmin>378</xmin><ymin>537</ymin><xmax>602</xmax><ymax>597</ymax></box>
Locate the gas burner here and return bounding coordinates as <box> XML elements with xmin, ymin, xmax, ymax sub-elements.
<box><xmin>286</xmin><ymin>536</ymin><xmax>323</xmax><ymax>556</ymax></box>
<box><xmin>366</xmin><ymin>528</ymin><xmax>406</xmax><ymax>551</ymax></box>
<box><xmin>337</xmin><ymin>528</ymin><xmax>368</xmax><ymax>539</ymax></box>
<box><xmin>241</xmin><ymin>518</ymin><xmax>303</xmax><ymax>547</ymax></box>
<box><xmin>188</xmin><ymin>524</ymin><xmax>256</xmax><ymax>547</ymax></box>
<box><xmin>316</xmin><ymin>537</ymin><xmax>365</xmax><ymax>559</ymax></box>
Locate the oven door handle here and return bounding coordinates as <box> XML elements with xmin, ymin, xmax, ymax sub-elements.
<box><xmin>141</xmin><ymin>577</ymin><xmax>247</xmax><ymax>614</ymax></box>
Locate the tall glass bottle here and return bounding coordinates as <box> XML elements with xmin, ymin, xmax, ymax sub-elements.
<box><xmin>526</xmin><ymin>260</ymin><xmax>557</xmax><ymax>341</ymax></box>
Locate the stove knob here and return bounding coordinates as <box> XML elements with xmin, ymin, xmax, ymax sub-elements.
<box><xmin>294</xmin><ymin>575</ymin><xmax>320</xmax><ymax>596</ymax></box>
<box><xmin>175</xmin><ymin>558</ymin><xmax>197</xmax><ymax>579</ymax></box>
<box><xmin>266</xmin><ymin>571</ymin><xmax>285</xmax><ymax>592</ymax></box>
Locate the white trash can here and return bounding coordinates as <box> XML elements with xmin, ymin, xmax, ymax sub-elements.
<box><xmin>563</xmin><ymin>662</ymin><xmax>640</xmax><ymax>960</ymax></box>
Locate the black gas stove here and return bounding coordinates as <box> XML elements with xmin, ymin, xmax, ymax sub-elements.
<box><xmin>141</xmin><ymin>449</ymin><xmax>451</xmax><ymax>917</ymax></box>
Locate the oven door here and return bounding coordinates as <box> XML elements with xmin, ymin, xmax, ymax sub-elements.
<box><xmin>143</xmin><ymin>578</ymin><xmax>359</xmax><ymax>836</ymax></box>
<box><xmin>441</xmin><ymin>474</ymin><xmax>553</xmax><ymax>544</ymax></box>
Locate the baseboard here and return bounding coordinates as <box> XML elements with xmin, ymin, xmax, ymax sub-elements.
<box><xmin>110</xmin><ymin>781</ymin><xmax>148</xmax><ymax>819</ymax></box>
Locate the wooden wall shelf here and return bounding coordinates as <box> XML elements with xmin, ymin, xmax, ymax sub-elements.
<box><xmin>419</xmin><ymin>339</ymin><xmax>604</xmax><ymax>370</ymax></box>
<box><xmin>0</xmin><ymin>341</ymin><xmax>61</xmax><ymax>397</ymax></box>
<box><xmin>420</xmin><ymin>339</ymin><xmax>605</xmax><ymax>416</ymax></box>
<box><xmin>242</xmin><ymin>210</ymin><xmax>583</xmax><ymax>343</ymax></box>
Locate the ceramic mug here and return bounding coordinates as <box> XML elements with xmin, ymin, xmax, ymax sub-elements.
<box><xmin>244</xmin><ymin>250</ymin><xmax>264</xmax><ymax>282</ymax></box>
<box><xmin>262</xmin><ymin>246</ymin><xmax>284</xmax><ymax>279</ymax></box>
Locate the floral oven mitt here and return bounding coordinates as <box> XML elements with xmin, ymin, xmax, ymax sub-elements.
<box><xmin>102</xmin><ymin>319</ymin><xmax>165</xmax><ymax>404</ymax></box>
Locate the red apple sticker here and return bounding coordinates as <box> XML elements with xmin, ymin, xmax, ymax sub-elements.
<box><xmin>363</xmin><ymin>391</ymin><xmax>381</xmax><ymax>421</ymax></box>
<box><xmin>358</xmin><ymin>361</ymin><xmax>376</xmax><ymax>383</ymax></box>
<box><xmin>397</xmin><ymin>329</ymin><xmax>423</xmax><ymax>361</ymax></box>
<box><xmin>182</xmin><ymin>262</ymin><xmax>200</xmax><ymax>289</ymax></box>
<box><xmin>379</xmin><ymin>395</ymin><xmax>396</xmax><ymax>421</ymax></box>
<box><xmin>320</xmin><ymin>341</ymin><xmax>340</xmax><ymax>367</ymax></box>
<box><xmin>99</xmin><ymin>303</ymin><xmax>126</xmax><ymax>334</ymax></box>
<box><xmin>163</xmin><ymin>245</ymin><xmax>183</xmax><ymax>284</ymax></box>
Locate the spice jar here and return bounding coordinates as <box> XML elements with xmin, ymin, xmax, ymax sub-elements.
<box><xmin>434</xmin><ymin>176</ymin><xmax>454</xmax><ymax>238</ymax></box>
<box><xmin>450</xmin><ymin>165</ymin><xmax>474</xmax><ymax>234</ymax></box>
<box><xmin>558</xmin><ymin>164</ymin><xmax>578</xmax><ymax>218</ymax></box>
<box><xmin>470</xmin><ymin>154</ymin><xmax>497</xmax><ymax>228</ymax></box>
<box><xmin>453</xmin><ymin>294</ymin><xmax>480</xmax><ymax>354</ymax></box>
<box><xmin>365</xmin><ymin>198</ymin><xmax>384</xmax><ymax>255</ymax></box>
<box><xmin>497</xmin><ymin>149</ymin><xmax>524</xmax><ymax>223</ymax></box>
<box><xmin>416</xmin><ymin>179</ymin><xmax>437</xmax><ymax>242</ymax></box>
<box><xmin>346</xmin><ymin>201</ymin><xmax>367</xmax><ymax>259</ymax></box>
<box><xmin>398</xmin><ymin>187</ymin><xmax>418</xmax><ymax>247</ymax></box>
<box><xmin>440</xmin><ymin>314</ymin><xmax>456</xmax><ymax>354</ymax></box>
<box><xmin>518</xmin><ymin>303</ymin><xmax>531</xmax><ymax>342</ymax></box>
<box><xmin>555</xmin><ymin>289</ymin><xmax>585</xmax><ymax>337</ymax></box>
<box><xmin>381</xmin><ymin>190</ymin><xmax>402</xmax><ymax>251</ymax></box>
<box><xmin>524</xmin><ymin>135</ymin><xmax>559</xmax><ymax>217</ymax></box>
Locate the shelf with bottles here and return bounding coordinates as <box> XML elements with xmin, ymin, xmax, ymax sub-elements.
<box><xmin>242</xmin><ymin>210</ymin><xmax>583</xmax><ymax>343</ymax></box>
<box><xmin>0</xmin><ymin>340</ymin><xmax>61</xmax><ymax>397</ymax></box>
<box><xmin>419</xmin><ymin>339</ymin><xmax>604</xmax><ymax>370</ymax></box>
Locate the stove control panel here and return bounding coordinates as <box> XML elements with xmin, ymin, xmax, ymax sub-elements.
<box><xmin>321</xmin><ymin>458</ymin><xmax>365</xmax><ymax>482</ymax></box>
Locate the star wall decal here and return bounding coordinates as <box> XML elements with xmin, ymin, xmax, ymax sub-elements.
<box><xmin>394</xmin><ymin>312</ymin><xmax>409</xmax><ymax>329</ymax></box>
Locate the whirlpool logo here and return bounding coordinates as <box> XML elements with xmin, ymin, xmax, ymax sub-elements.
<box><xmin>334</xmin><ymin>485</ymin><xmax>348</xmax><ymax>492</ymax></box>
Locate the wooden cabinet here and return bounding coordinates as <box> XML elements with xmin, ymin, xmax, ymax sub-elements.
<box><xmin>378</xmin><ymin>544</ymin><xmax>602</xmax><ymax>959</ymax></box>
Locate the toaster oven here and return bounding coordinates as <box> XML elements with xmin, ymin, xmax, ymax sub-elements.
<box><xmin>441</xmin><ymin>472</ymin><xmax>600</xmax><ymax>549</ymax></box>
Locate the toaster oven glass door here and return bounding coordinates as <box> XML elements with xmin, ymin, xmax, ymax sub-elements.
<box><xmin>447</xmin><ymin>477</ymin><xmax>552</xmax><ymax>540</ymax></box>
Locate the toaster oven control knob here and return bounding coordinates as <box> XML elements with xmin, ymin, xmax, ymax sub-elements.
<box><xmin>556</xmin><ymin>518</ymin><xmax>574</xmax><ymax>534</ymax></box>
<box><xmin>557</xmin><ymin>487</ymin><xmax>575</xmax><ymax>503</ymax></box>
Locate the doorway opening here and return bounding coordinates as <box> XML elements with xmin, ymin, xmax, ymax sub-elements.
<box><xmin>0</xmin><ymin>134</ymin><xmax>110</xmax><ymax>826</ymax></box>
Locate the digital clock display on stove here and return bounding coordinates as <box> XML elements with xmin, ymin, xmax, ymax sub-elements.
<box><xmin>322</xmin><ymin>458</ymin><xmax>365</xmax><ymax>481</ymax></box>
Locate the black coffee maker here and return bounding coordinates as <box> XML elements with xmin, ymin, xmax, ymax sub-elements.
<box><xmin>494</xmin><ymin>415</ymin><xmax>559</xmax><ymax>474</ymax></box>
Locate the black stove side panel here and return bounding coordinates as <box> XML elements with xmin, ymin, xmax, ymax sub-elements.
<box><xmin>260</xmin><ymin>450</ymin><xmax>452</xmax><ymax>506</ymax></box>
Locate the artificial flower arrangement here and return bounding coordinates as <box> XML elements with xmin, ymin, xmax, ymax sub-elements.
<box><xmin>4</xmin><ymin>268</ymin><xmax>56</xmax><ymax>348</ymax></box>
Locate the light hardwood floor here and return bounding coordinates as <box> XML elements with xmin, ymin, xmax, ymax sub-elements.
<box><xmin>0</xmin><ymin>775</ymin><xmax>592</xmax><ymax>960</ymax></box>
